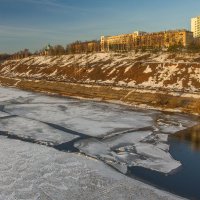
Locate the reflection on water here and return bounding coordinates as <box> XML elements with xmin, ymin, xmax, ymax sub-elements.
<box><xmin>172</xmin><ymin>124</ymin><xmax>200</xmax><ymax>151</ymax></box>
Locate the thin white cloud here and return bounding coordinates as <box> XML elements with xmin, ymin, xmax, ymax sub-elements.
<box><xmin>8</xmin><ymin>0</ymin><xmax>90</xmax><ymax>13</ymax></box>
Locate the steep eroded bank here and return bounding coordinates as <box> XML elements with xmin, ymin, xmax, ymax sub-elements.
<box><xmin>0</xmin><ymin>52</ymin><xmax>200</xmax><ymax>114</ymax></box>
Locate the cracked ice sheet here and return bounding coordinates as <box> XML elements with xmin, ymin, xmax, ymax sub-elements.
<box><xmin>0</xmin><ymin>111</ymin><xmax>9</xmax><ymax>118</ymax></box>
<box><xmin>132</xmin><ymin>143</ymin><xmax>181</xmax><ymax>173</ymax></box>
<box><xmin>155</xmin><ymin>114</ymin><xmax>197</xmax><ymax>134</ymax></box>
<box><xmin>0</xmin><ymin>137</ymin><xmax>184</xmax><ymax>200</ymax></box>
<box><xmin>4</xmin><ymin>102</ymin><xmax>154</xmax><ymax>137</ymax></box>
<box><xmin>103</xmin><ymin>131</ymin><xmax>152</xmax><ymax>148</ymax></box>
<box><xmin>0</xmin><ymin>87</ymin><xmax>37</xmax><ymax>103</ymax></box>
<box><xmin>0</xmin><ymin>116</ymin><xmax>77</xmax><ymax>145</ymax></box>
<box><xmin>0</xmin><ymin>87</ymin><xmax>196</xmax><ymax>138</ymax></box>
<box><xmin>0</xmin><ymin>87</ymin><xmax>76</xmax><ymax>106</ymax></box>
<box><xmin>75</xmin><ymin>131</ymin><xmax>181</xmax><ymax>174</ymax></box>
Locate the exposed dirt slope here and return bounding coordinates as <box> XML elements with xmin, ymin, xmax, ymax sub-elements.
<box><xmin>0</xmin><ymin>52</ymin><xmax>200</xmax><ymax>92</ymax></box>
<box><xmin>0</xmin><ymin>52</ymin><xmax>200</xmax><ymax>114</ymax></box>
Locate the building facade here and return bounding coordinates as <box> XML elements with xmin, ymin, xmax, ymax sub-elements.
<box><xmin>191</xmin><ymin>16</ymin><xmax>200</xmax><ymax>38</ymax></box>
<box><xmin>101</xmin><ymin>31</ymin><xmax>146</xmax><ymax>52</ymax></box>
<box><xmin>67</xmin><ymin>41</ymin><xmax>100</xmax><ymax>54</ymax></box>
<box><xmin>101</xmin><ymin>30</ymin><xmax>193</xmax><ymax>52</ymax></box>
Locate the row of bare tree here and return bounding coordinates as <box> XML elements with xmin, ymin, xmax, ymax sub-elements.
<box><xmin>9</xmin><ymin>49</ymin><xmax>31</xmax><ymax>59</ymax></box>
<box><xmin>0</xmin><ymin>54</ymin><xmax>11</xmax><ymax>61</ymax></box>
<box><xmin>5</xmin><ymin>40</ymin><xmax>100</xmax><ymax>60</ymax></box>
<box><xmin>5</xmin><ymin>38</ymin><xmax>200</xmax><ymax>60</ymax></box>
<box><xmin>41</xmin><ymin>40</ymin><xmax>100</xmax><ymax>56</ymax></box>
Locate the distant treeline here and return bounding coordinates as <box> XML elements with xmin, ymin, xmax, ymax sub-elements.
<box><xmin>9</xmin><ymin>49</ymin><xmax>32</xmax><ymax>60</ymax></box>
<box><xmin>4</xmin><ymin>38</ymin><xmax>200</xmax><ymax>60</ymax></box>
<box><xmin>8</xmin><ymin>40</ymin><xmax>100</xmax><ymax>60</ymax></box>
<box><xmin>0</xmin><ymin>54</ymin><xmax>11</xmax><ymax>61</ymax></box>
<box><xmin>42</xmin><ymin>40</ymin><xmax>100</xmax><ymax>56</ymax></box>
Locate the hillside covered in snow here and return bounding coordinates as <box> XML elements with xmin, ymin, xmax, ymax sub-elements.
<box><xmin>0</xmin><ymin>52</ymin><xmax>200</xmax><ymax>92</ymax></box>
<box><xmin>0</xmin><ymin>52</ymin><xmax>200</xmax><ymax>115</ymax></box>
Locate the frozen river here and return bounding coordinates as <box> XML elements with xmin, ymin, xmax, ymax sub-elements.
<box><xmin>0</xmin><ymin>87</ymin><xmax>199</xmax><ymax>200</ymax></box>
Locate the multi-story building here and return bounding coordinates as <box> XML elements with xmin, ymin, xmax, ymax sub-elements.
<box><xmin>67</xmin><ymin>41</ymin><xmax>100</xmax><ymax>54</ymax></box>
<box><xmin>101</xmin><ymin>30</ymin><xmax>193</xmax><ymax>52</ymax></box>
<box><xmin>191</xmin><ymin>16</ymin><xmax>200</xmax><ymax>38</ymax></box>
<box><xmin>101</xmin><ymin>31</ymin><xmax>146</xmax><ymax>52</ymax></box>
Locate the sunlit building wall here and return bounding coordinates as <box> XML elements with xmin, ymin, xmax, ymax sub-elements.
<box><xmin>191</xmin><ymin>16</ymin><xmax>200</xmax><ymax>38</ymax></box>
<box><xmin>101</xmin><ymin>30</ymin><xmax>193</xmax><ymax>52</ymax></box>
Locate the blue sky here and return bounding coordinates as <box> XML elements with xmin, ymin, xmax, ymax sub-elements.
<box><xmin>0</xmin><ymin>0</ymin><xmax>200</xmax><ymax>53</ymax></box>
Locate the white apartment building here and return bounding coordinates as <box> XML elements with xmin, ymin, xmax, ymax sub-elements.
<box><xmin>191</xmin><ymin>16</ymin><xmax>200</xmax><ymax>38</ymax></box>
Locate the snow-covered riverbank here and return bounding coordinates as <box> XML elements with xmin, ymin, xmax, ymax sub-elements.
<box><xmin>1</xmin><ymin>52</ymin><xmax>200</xmax><ymax>92</ymax></box>
<box><xmin>0</xmin><ymin>87</ymin><xmax>197</xmax><ymax>199</ymax></box>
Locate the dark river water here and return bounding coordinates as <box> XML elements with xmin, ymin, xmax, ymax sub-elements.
<box><xmin>128</xmin><ymin>124</ymin><xmax>200</xmax><ymax>200</ymax></box>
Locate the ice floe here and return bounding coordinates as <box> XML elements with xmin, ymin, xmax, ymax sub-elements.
<box><xmin>0</xmin><ymin>87</ymin><xmax>198</xmax><ymax>175</ymax></box>
<box><xmin>0</xmin><ymin>137</ymin><xmax>184</xmax><ymax>200</ymax></box>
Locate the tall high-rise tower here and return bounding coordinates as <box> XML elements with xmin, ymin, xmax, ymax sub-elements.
<box><xmin>191</xmin><ymin>16</ymin><xmax>200</xmax><ymax>38</ymax></box>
